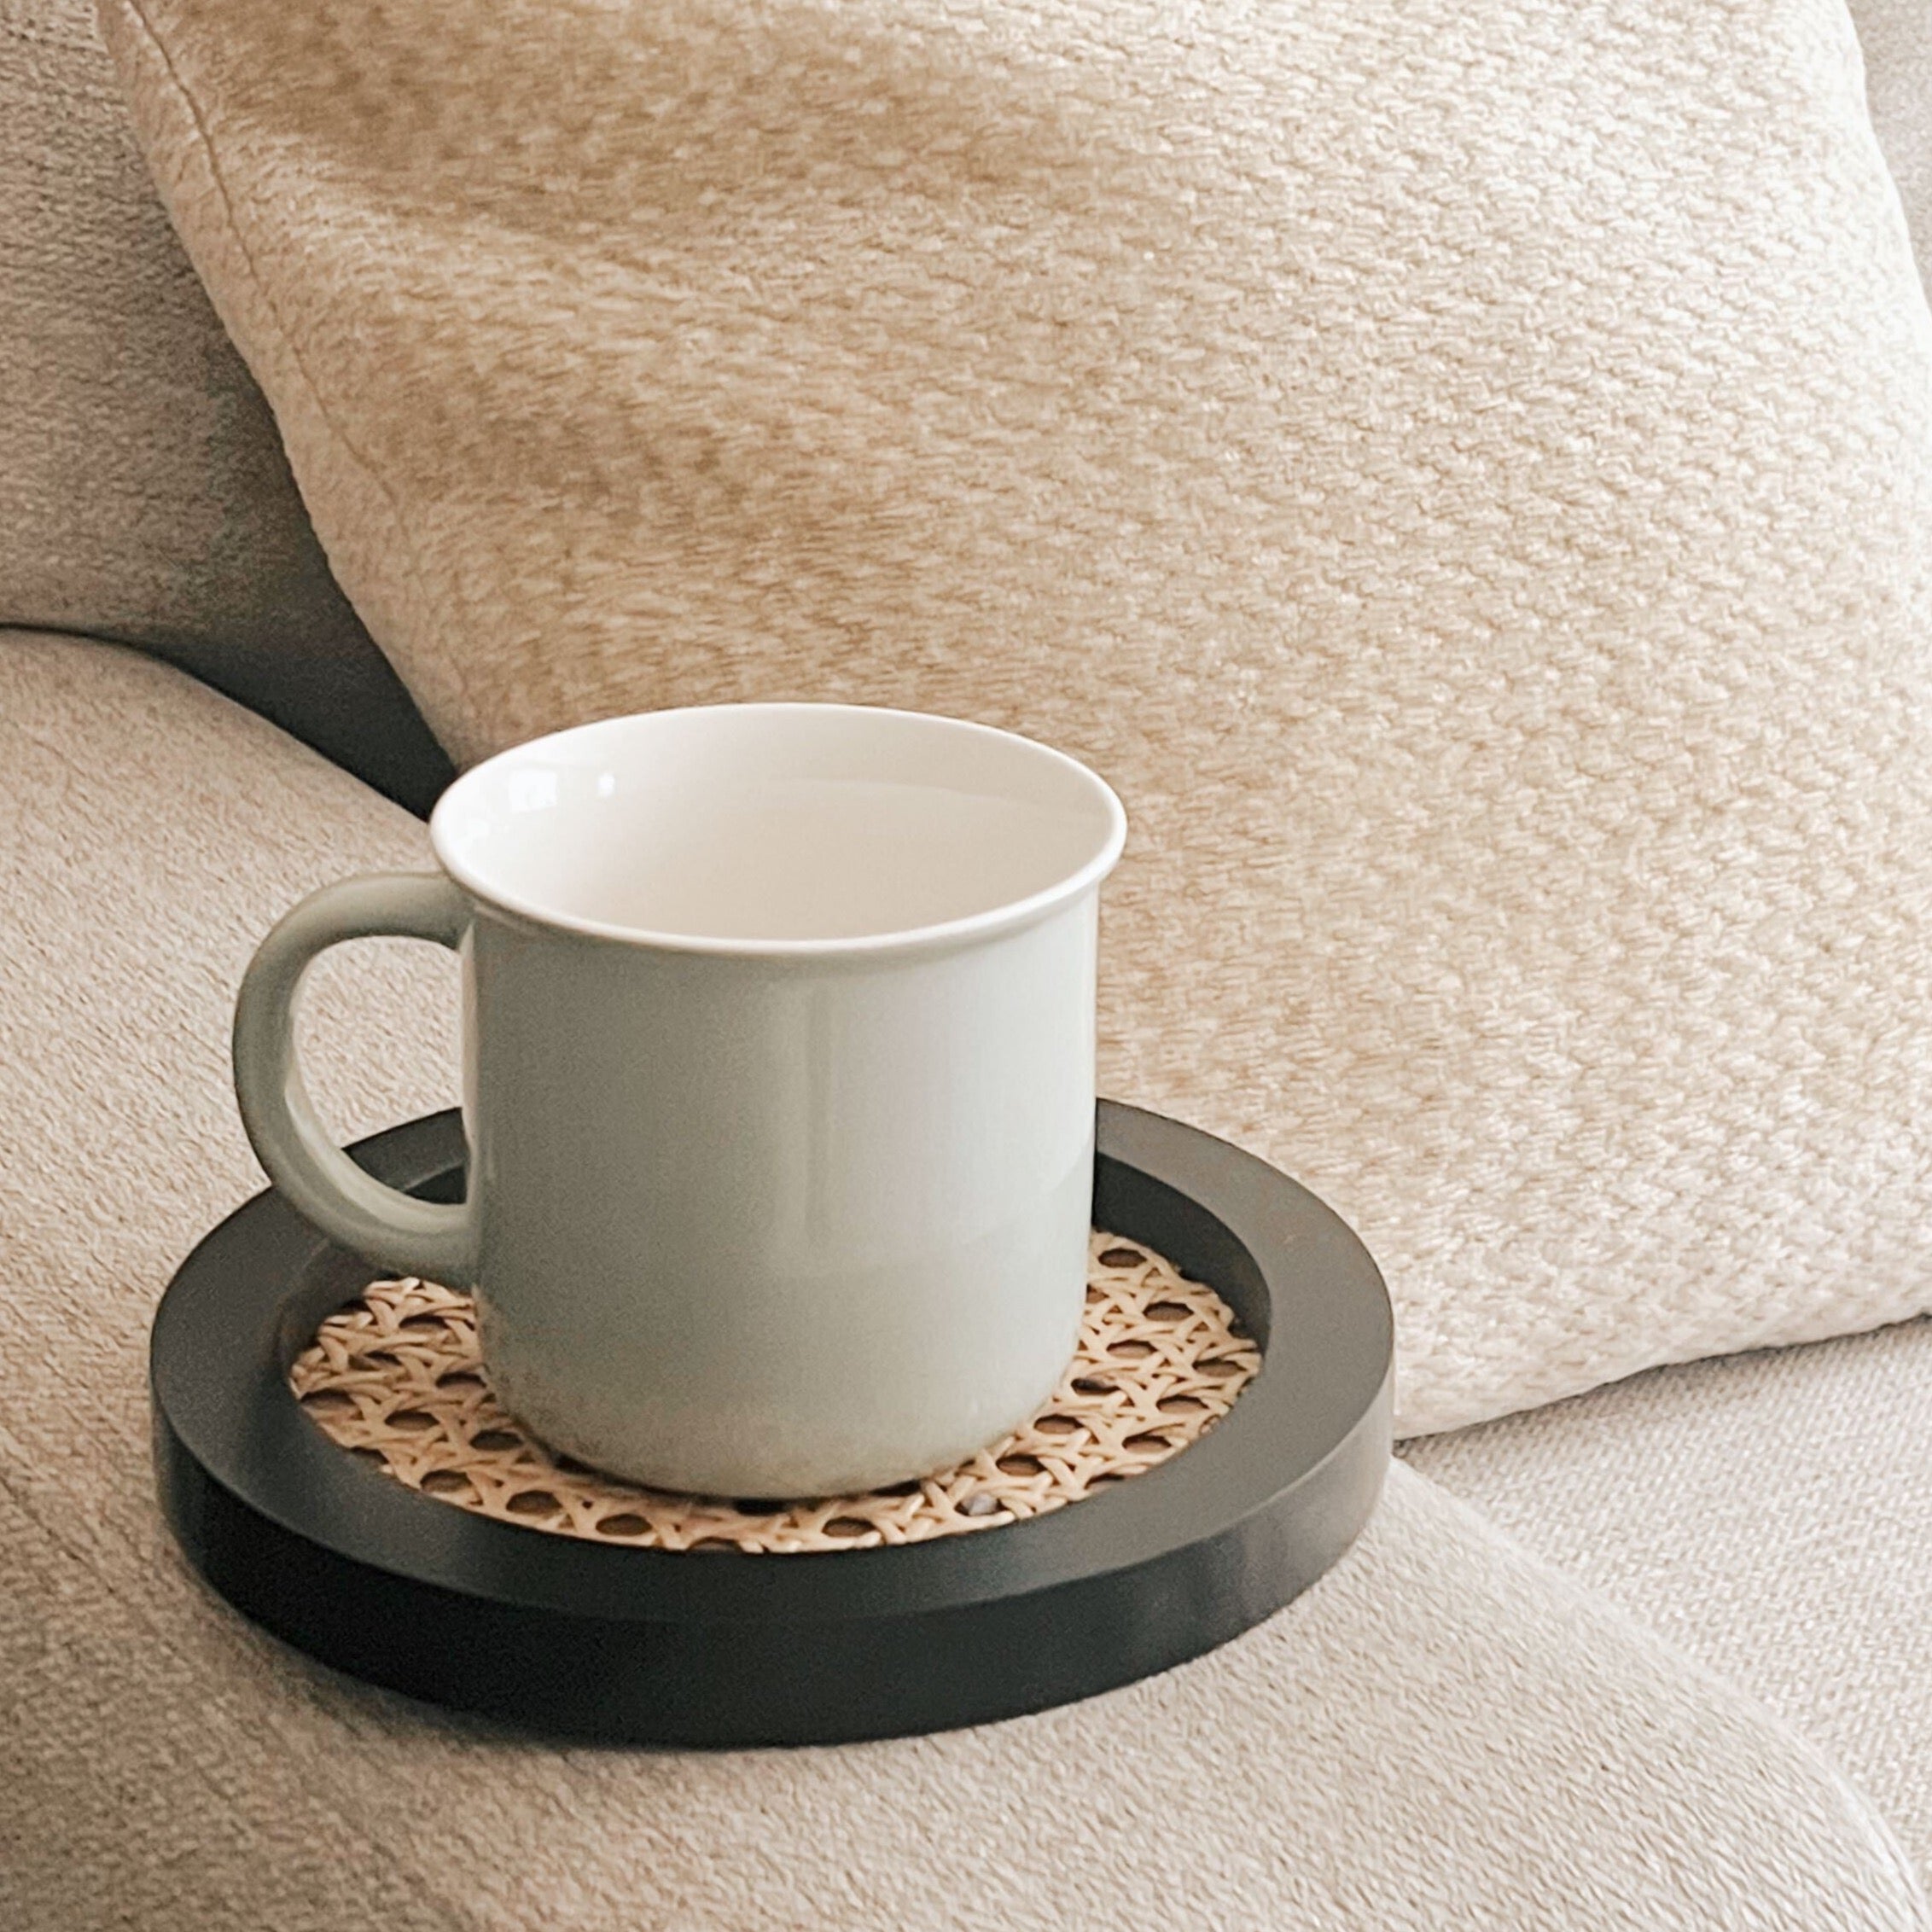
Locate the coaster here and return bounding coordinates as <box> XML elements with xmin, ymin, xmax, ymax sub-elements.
<box><xmin>288</xmin><ymin>1234</ymin><xmax>1261</xmax><ymax>1553</ymax></box>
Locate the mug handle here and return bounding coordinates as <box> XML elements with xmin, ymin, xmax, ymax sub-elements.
<box><xmin>232</xmin><ymin>872</ymin><xmax>480</xmax><ymax>1286</ymax></box>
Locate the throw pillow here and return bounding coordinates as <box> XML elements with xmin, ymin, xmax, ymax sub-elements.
<box><xmin>102</xmin><ymin>0</ymin><xmax>1932</xmax><ymax>1433</ymax></box>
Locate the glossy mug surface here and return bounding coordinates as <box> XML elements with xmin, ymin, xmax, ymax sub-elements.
<box><xmin>232</xmin><ymin>705</ymin><xmax>1126</xmax><ymax>1496</ymax></box>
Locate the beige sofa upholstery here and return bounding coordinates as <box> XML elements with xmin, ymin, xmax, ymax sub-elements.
<box><xmin>3</xmin><ymin>626</ymin><xmax>1926</xmax><ymax>1929</ymax></box>
<box><xmin>0</xmin><ymin>0</ymin><xmax>449</xmax><ymax>812</ymax></box>
<box><xmin>1850</xmin><ymin>0</ymin><xmax>1932</xmax><ymax>285</ymax></box>
<box><xmin>1405</xmin><ymin>1312</ymin><xmax>1932</xmax><ymax>1875</ymax></box>
<box><xmin>8</xmin><ymin>2</ymin><xmax>1932</xmax><ymax>1923</ymax></box>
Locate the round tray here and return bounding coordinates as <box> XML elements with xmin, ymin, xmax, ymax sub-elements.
<box><xmin>153</xmin><ymin>1101</ymin><xmax>1392</xmax><ymax>1746</ymax></box>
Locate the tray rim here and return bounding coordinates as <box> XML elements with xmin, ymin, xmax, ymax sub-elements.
<box><xmin>152</xmin><ymin>1099</ymin><xmax>1392</xmax><ymax>1742</ymax></box>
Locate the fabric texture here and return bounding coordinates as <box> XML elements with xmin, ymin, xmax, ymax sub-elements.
<box><xmin>1403</xmin><ymin>1311</ymin><xmax>1932</xmax><ymax>1881</ymax></box>
<box><xmin>3</xmin><ymin>626</ymin><xmax>1928</xmax><ymax>1929</ymax></box>
<box><xmin>100</xmin><ymin>0</ymin><xmax>1932</xmax><ymax>1436</ymax></box>
<box><xmin>0</xmin><ymin>0</ymin><xmax>451</xmax><ymax>812</ymax></box>
<box><xmin>1851</xmin><ymin>0</ymin><xmax>1932</xmax><ymax>283</ymax></box>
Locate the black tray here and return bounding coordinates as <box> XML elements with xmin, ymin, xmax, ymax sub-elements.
<box><xmin>153</xmin><ymin>1100</ymin><xmax>1392</xmax><ymax>1746</ymax></box>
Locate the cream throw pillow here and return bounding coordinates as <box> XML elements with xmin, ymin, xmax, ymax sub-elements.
<box><xmin>103</xmin><ymin>0</ymin><xmax>1932</xmax><ymax>1434</ymax></box>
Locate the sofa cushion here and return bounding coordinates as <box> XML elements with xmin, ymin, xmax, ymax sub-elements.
<box><xmin>101</xmin><ymin>0</ymin><xmax>1932</xmax><ymax>1436</ymax></box>
<box><xmin>0</xmin><ymin>0</ymin><xmax>450</xmax><ymax>812</ymax></box>
<box><xmin>1850</xmin><ymin>0</ymin><xmax>1932</xmax><ymax>285</ymax></box>
<box><xmin>1404</xmin><ymin>1311</ymin><xmax>1932</xmax><ymax>1880</ymax></box>
<box><xmin>3</xmin><ymin>626</ymin><xmax>1925</xmax><ymax>1929</ymax></box>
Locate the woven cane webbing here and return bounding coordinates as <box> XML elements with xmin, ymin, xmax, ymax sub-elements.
<box><xmin>289</xmin><ymin>1231</ymin><xmax>1260</xmax><ymax>1553</ymax></box>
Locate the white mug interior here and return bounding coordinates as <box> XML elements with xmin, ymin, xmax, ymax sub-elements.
<box><xmin>431</xmin><ymin>703</ymin><xmax>1126</xmax><ymax>951</ymax></box>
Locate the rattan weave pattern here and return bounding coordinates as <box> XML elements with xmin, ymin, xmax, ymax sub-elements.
<box><xmin>288</xmin><ymin>1231</ymin><xmax>1260</xmax><ymax>1553</ymax></box>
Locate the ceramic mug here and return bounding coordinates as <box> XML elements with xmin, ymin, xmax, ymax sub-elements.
<box><xmin>233</xmin><ymin>703</ymin><xmax>1126</xmax><ymax>1497</ymax></box>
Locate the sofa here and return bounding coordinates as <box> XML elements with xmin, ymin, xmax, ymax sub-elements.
<box><xmin>7</xmin><ymin>1</ymin><xmax>1932</xmax><ymax>1925</ymax></box>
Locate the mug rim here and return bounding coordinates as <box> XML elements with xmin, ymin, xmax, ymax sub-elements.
<box><xmin>428</xmin><ymin>701</ymin><xmax>1127</xmax><ymax>958</ymax></box>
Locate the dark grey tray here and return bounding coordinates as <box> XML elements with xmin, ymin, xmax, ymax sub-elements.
<box><xmin>152</xmin><ymin>1100</ymin><xmax>1391</xmax><ymax>1745</ymax></box>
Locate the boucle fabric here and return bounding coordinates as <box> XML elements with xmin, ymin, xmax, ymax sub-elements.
<box><xmin>1404</xmin><ymin>1312</ymin><xmax>1932</xmax><ymax>1879</ymax></box>
<box><xmin>3</xmin><ymin>628</ymin><xmax>1928</xmax><ymax>1930</ymax></box>
<box><xmin>102</xmin><ymin>0</ymin><xmax>1932</xmax><ymax>1435</ymax></box>
<box><xmin>0</xmin><ymin>0</ymin><xmax>449</xmax><ymax>812</ymax></box>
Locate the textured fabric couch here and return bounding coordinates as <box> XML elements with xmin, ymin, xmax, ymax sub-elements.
<box><xmin>6</xmin><ymin>2</ymin><xmax>1932</xmax><ymax>1926</ymax></box>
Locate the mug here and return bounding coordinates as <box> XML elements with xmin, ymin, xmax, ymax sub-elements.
<box><xmin>233</xmin><ymin>703</ymin><xmax>1126</xmax><ymax>1498</ymax></box>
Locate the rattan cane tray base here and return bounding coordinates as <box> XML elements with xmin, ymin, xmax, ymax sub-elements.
<box><xmin>153</xmin><ymin>1101</ymin><xmax>1393</xmax><ymax>1746</ymax></box>
<box><xmin>289</xmin><ymin>1234</ymin><xmax>1260</xmax><ymax>1553</ymax></box>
